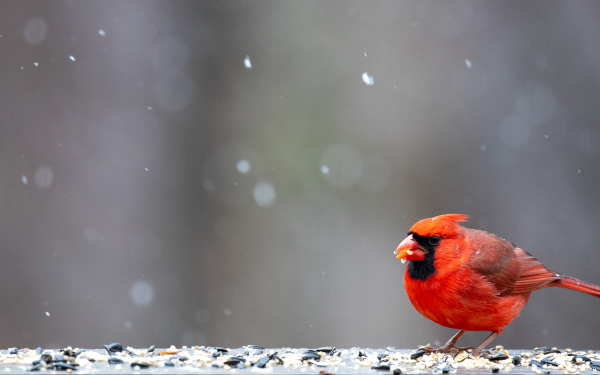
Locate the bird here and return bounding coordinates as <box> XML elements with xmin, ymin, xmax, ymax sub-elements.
<box><xmin>394</xmin><ymin>213</ymin><xmax>600</xmax><ymax>356</ymax></box>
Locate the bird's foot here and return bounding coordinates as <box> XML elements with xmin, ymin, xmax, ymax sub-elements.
<box><xmin>417</xmin><ymin>344</ymin><xmax>474</xmax><ymax>354</ymax></box>
<box><xmin>416</xmin><ymin>330</ymin><xmax>497</xmax><ymax>358</ymax></box>
<box><xmin>468</xmin><ymin>348</ymin><xmax>491</xmax><ymax>358</ymax></box>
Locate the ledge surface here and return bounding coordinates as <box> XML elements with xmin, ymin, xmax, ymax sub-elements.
<box><xmin>1</xmin><ymin>346</ymin><xmax>598</xmax><ymax>374</ymax></box>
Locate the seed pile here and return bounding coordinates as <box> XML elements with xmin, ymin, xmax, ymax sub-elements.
<box><xmin>0</xmin><ymin>345</ymin><xmax>599</xmax><ymax>373</ymax></box>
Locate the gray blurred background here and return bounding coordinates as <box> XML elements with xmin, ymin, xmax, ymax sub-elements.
<box><xmin>1</xmin><ymin>0</ymin><xmax>600</xmax><ymax>350</ymax></box>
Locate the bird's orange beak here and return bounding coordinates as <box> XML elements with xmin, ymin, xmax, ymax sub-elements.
<box><xmin>395</xmin><ymin>234</ymin><xmax>427</xmax><ymax>263</ymax></box>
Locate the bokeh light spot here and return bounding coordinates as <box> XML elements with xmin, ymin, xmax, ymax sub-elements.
<box><xmin>253</xmin><ymin>182</ymin><xmax>275</xmax><ymax>207</ymax></box>
<box><xmin>236</xmin><ymin>159</ymin><xmax>250</xmax><ymax>174</ymax></box>
<box><xmin>34</xmin><ymin>166</ymin><xmax>54</xmax><ymax>188</ymax></box>
<box><xmin>130</xmin><ymin>280</ymin><xmax>155</xmax><ymax>307</ymax></box>
<box><xmin>23</xmin><ymin>18</ymin><xmax>48</xmax><ymax>45</ymax></box>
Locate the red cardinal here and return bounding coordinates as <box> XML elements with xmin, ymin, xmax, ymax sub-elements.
<box><xmin>395</xmin><ymin>214</ymin><xmax>600</xmax><ymax>356</ymax></box>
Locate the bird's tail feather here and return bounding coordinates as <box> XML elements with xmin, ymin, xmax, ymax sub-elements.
<box><xmin>552</xmin><ymin>276</ymin><xmax>600</xmax><ymax>298</ymax></box>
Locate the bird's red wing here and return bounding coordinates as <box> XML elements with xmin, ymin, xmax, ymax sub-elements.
<box><xmin>510</xmin><ymin>248</ymin><xmax>561</xmax><ymax>294</ymax></box>
<box><xmin>466</xmin><ymin>229</ymin><xmax>522</xmax><ymax>295</ymax></box>
<box><xmin>466</xmin><ymin>230</ymin><xmax>560</xmax><ymax>295</ymax></box>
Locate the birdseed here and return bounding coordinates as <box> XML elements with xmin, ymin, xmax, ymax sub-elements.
<box><xmin>1</xmin><ymin>345</ymin><xmax>599</xmax><ymax>374</ymax></box>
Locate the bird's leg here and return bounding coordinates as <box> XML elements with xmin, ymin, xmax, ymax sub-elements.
<box><xmin>418</xmin><ymin>329</ymin><xmax>468</xmax><ymax>353</ymax></box>
<box><xmin>469</xmin><ymin>331</ymin><xmax>498</xmax><ymax>357</ymax></box>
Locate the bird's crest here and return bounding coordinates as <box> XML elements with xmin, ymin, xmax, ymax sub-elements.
<box><xmin>409</xmin><ymin>214</ymin><xmax>469</xmax><ymax>238</ymax></box>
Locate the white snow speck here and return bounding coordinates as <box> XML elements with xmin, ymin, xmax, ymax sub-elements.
<box><xmin>244</xmin><ymin>56</ymin><xmax>252</xmax><ymax>69</ymax></box>
<box><xmin>21</xmin><ymin>175</ymin><xmax>28</xmax><ymax>184</ymax></box>
<box><xmin>69</xmin><ymin>55</ymin><xmax>75</xmax><ymax>61</ymax></box>
<box><xmin>321</xmin><ymin>165</ymin><xmax>330</xmax><ymax>174</ymax></box>
<box><xmin>21</xmin><ymin>66</ymin><xmax>24</xmax><ymax>70</ymax></box>
<box><xmin>362</xmin><ymin>72</ymin><xmax>374</xmax><ymax>86</ymax></box>
<box><xmin>577</xmin><ymin>169</ymin><xmax>581</xmax><ymax>174</ymax></box>
<box><xmin>45</xmin><ymin>312</ymin><xmax>50</xmax><ymax>316</ymax></box>
<box><xmin>544</xmin><ymin>134</ymin><xmax>549</xmax><ymax>139</ymax></box>
<box><xmin>144</xmin><ymin>168</ymin><xmax>148</xmax><ymax>171</ymax></box>
<box><xmin>34</xmin><ymin>62</ymin><xmax>39</xmax><ymax>67</ymax></box>
<box><xmin>98</xmin><ymin>29</ymin><xmax>106</xmax><ymax>36</ymax></box>
<box><xmin>364</xmin><ymin>53</ymin><xmax>367</xmax><ymax>57</ymax></box>
<box><xmin>147</xmin><ymin>106</ymin><xmax>152</xmax><ymax>110</ymax></box>
<box><xmin>465</xmin><ymin>59</ymin><xmax>472</xmax><ymax>68</ymax></box>
<box><xmin>224</xmin><ymin>308</ymin><xmax>232</xmax><ymax>316</ymax></box>
<box><xmin>480</xmin><ymin>145</ymin><xmax>486</xmax><ymax>151</ymax></box>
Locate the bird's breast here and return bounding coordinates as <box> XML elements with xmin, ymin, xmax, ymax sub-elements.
<box><xmin>403</xmin><ymin>266</ymin><xmax>528</xmax><ymax>332</ymax></box>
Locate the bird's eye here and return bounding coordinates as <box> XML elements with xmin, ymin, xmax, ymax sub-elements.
<box><xmin>429</xmin><ymin>236</ymin><xmax>441</xmax><ymax>246</ymax></box>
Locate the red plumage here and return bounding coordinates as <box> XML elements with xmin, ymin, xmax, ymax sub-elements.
<box><xmin>395</xmin><ymin>214</ymin><xmax>600</xmax><ymax>356</ymax></box>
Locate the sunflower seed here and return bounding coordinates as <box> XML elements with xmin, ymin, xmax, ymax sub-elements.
<box><xmin>255</xmin><ymin>356</ymin><xmax>270</xmax><ymax>368</ymax></box>
<box><xmin>410</xmin><ymin>350</ymin><xmax>427</xmax><ymax>360</ymax></box>
<box><xmin>224</xmin><ymin>357</ymin><xmax>245</xmax><ymax>365</ymax></box>
<box><xmin>315</xmin><ymin>347</ymin><xmax>335</xmax><ymax>354</ymax></box>
<box><xmin>541</xmin><ymin>356</ymin><xmax>559</xmax><ymax>366</ymax></box>
<box><xmin>572</xmin><ymin>356</ymin><xmax>591</xmax><ymax>363</ymax></box>
<box><xmin>529</xmin><ymin>360</ymin><xmax>543</xmax><ymax>367</ymax></box>
<box><xmin>371</xmin><ymin>363</ymin><xmax>391</xmax><ymax>370</ymax></box>
<box><xmin>53</xmin><ymin>362</ymin><xmax>78</xmax><ymax>371</ymax></box>
<box><xmin>210</xmin><ymin>347</ymin><xmax>229</xmax><ymax>353</ymax></box>
<box><xmin>543</xmin><ymin>349</ymin><xmax>561</xmax><ymax>354</ymax></box>
<box><xmin>108</xmin><ymin>357</ymin><xmax>124</xmax><ymax>364</ymax></box>
<box><xmin>130</xmin><ymin>362</ymin><xmax>151</xmax><ymax>369</ymax></box>
<box><xmin>302</xmin><ymin>352</ymin><xmax>321</xmax><ymax>361</ymax></box>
